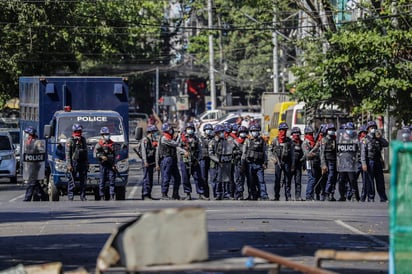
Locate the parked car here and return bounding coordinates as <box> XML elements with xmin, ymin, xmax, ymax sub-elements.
<box><xmin>0</xmin><ymin>131</ymin><xmax>17</xmax><ymax>183</ymax></box>
<box><xmin>198</xmin><ymin>112</ymin><xmax>262</xmax><ymax>135</ymax></box>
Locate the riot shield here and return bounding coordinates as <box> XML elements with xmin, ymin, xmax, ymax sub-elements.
<box><xmin>22</xmin><ymin>137</ymin><xmax>46</xmax><ymax>181</ymax></box>
<box><xmin>336</xmin><ymin>129</ymin><xmax>358</xmax><ymax>172</ymax></box>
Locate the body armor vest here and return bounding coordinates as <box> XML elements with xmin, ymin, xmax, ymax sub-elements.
<box><xmin>323</xmin><ymin>137</ymin><xmax>336</xmax><ymax>162</ymax></box>
<box><xmin>246</xmin><ymin>137</ymin><xmax>265</xmax><ymax>164</ymax></box>
<box><xmin>200</xmin><ymin>136</ymin><xmax>210</xmax><ymax>159</ymax></box>
<box><xmin>159</xmin><ymin>138</ymin><xmax>177</xmax><ymax>158</ymax></box>
<box><xmin>272</xmin><ymin>138</ymin><xmax>291</xmax><ymax>162</ymax></box>
<box><xmin>365</xmin><ymin>135</ymin><xmax>382</xmax><ymax>160</ymax></box>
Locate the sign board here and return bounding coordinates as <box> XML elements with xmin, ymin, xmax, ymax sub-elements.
<box><xmin>176</xmin><ymin>95</ymin><xmax>189</xmax><ymax>111</ymax></box>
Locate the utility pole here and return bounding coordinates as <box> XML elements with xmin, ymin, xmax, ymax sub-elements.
<box><xmin>273</xmin><ymin>6</ymin><xmax>279</xmax><ymax>93</ymax></box>
<box><xmin>155</xmin><ymin>66</ymin><xmax>159</xmax><ymax>114</ymax></box>
<box><xmin>208</xmin><ymin>0</ymin><xmax>216</xmax><ymax>110</ymax></box>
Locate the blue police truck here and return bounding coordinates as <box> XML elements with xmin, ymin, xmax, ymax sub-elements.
<box><xmin>19</xmin><ymin>76</ymin><xmax>129</xmax><ymax>201</ymax></box>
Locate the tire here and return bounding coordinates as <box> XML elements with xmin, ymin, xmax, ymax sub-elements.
<box><xmin>48</xmin><ymin>175</ymin><xmax>60</xmax><ymax>201</ymax></box>
<box><xmin>10</xmin><ymin>176</ymin><xmax>17</xmax><ymax>184</ymax></box>
<box><xmin>115</xmin><ymin>186</ymin><xmax>126</xmax><ymax>200</ymax></box>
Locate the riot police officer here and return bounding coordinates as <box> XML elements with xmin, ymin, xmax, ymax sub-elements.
<box><xmin>271</xmin><ymin>122</ymin><xmax>294</xmax><ymax>201</ymax></box>
<box><xmin>23</xmin><ymin>126</ymin><xmax>47</xmax><ymax>201</ymax></box>
<box><xmin>177</xmin><ymin>122</ymin><xmax>208</xmax><ymax>200</ymax></box>
<box><xmin>360</xmin><ymin>120</ymin><xmax>389</xmax><ymax>202</ymax></box>
<box><xmin>242</xmin><ymin>124</ymin><xmax>269</xmax><ymax>200</ymax></box>
<box><xmin>140</xmin><ymin>125</ymin><xmax>158</xmax><ymax>200</ymax></box>
<box><xmin>66</xmin><ymin>123</ymin><xmax>88</xmax><ymax>201</ymax></box>
<box><xmin>291</xmin><ymin>127</ymin><xmax>304</xmax><ymax>201</ymax></box>
<box><xmin>199</xmin><ymin>123</ymin><xmax>214</xmax><ymax>199</ymax></box>
<box><xmin>209</xmin><ymin>124</ymin><xmax>225</xmax><ymax>199</ymax></box>
<box><xmin>320</xmin><ymin>123</ymin><xmax>337</xmax><ymax>201</ymax></box>
<box><xmin>357</xmin><ymin>125</ymin><xmax>368</xmax><ymax>202</ymax></box>
<box><xmin>336</xmin><ymin>122</ymin><xmax>360</xmax><ymax>201</ymax></box>
<box><xmin>156</xmin><ymin>123</ymin><xmax>181</xmax><ymax>200</ymax></box>
<box><xmin>302</xmin><ymin>126</ymin><xmax>321</xmax><ymax>201</ymax></box>
<box><xmin>94</xmin><ymin>127</ymin><xmax>116</xmax><ymax>200</ymax></box>
<box><xmin>233</xmin><ymin>125</ymin><xmax>248</xmax><ymax>199</ymax></box>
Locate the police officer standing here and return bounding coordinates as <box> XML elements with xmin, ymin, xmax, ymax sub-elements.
<box><xmin>290</xmin><ymin>127</ymin><xmax>304</xmax><ymax>201</ymax></box>
<box><xmin>94</xmin><ymin>127</ymin><xmax>116</xmax><ymax>200</ymax></box>
<box><xmin>66</xmin><ymin>123</ymin><xmax>88</xmax><ymax>201</ymax></box>
<box><xmin>357</xmin><ymin>125</ymin><xmax>368</xmax><ymax>201</ymax></box>
<box><xmin>242</xmin><ymin>124</ymin><xmax>269</xmax><ymax>200</ymax></box>
<box><xmin>140</xmin><ymin>125</ymin><xmax>159</xmax><ymax>200</ymax></box>
<box><xmin>233</xmin><ymin>125</ymin><xmax>248</xmax><ymax>199</ymax></box>
<box><xmin>271</xmin><ymin>122</ymin><xmax>294</xmax><ymax>201</ymax></box>
<box><xmin>23</xmin><ymin>126</ymin><xmax>47</xmax><ymax>201</ymax></box>
<box><xmin>360</xmin><ymin>120</ymin><xmax>389</xmax><ymax>202</ymax></box>
<box><xmin>177</xmin><ymin>122</ymin><xmax>208</xmax><ymax>200</ymax></box>
<box><xmin>209</xmin><ymin>125</ymin><xmax>225</xmax><ymax>200</ymax></box>
<box><xmin>320</xmin><ymin>123</ymin><xmax>338</xmax><ymax>201</ymax></box>
<box><xmin>199</xmin><ymin>123</ymin><xmax>214</xmax><ymax>199</ymax></box>
<box><xmin>302</xmin><ymin>126</ymin><xmax>321</xmax><ymax>201</ymax></box>
<box><xmin>156</xmin><ymin>123</ymin><xmax>181</xmax><ymax>200</ymax></box>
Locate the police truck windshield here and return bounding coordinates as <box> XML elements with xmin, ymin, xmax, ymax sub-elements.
<box><xmin>57</xmin><ymin>116</ymin><xmax>125</xmax><ymax>143</ymax></box>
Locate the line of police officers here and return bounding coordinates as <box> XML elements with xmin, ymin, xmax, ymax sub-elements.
<box><xmin>139</xmin><ymin>119</ymin><xmax>394</xmax><ymax>202</ymax></box>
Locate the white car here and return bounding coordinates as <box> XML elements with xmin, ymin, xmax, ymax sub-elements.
<box><xmin>198</xmin><ymin>112</ymin><xmax>262</xmax><ymax>135</ymax></box>
<box><xmin>0</xmin><ymin>131</ymin><xmax>17</xmax><ymax>183</ymax></box>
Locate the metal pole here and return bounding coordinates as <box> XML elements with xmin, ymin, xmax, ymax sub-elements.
<box><xmin>208</xmin><ymin>0</ymin><xmax>216</xmax><ymax>110</ymax></box>
<box><xmin>155</xmin><ymin>66</ymin><xmax>159</xmax><ymax>114</ymax></box>
<box><xmin>273</xmin><ymin>7</ymin><xmax>279</xmax><ymax>93</ymax></box>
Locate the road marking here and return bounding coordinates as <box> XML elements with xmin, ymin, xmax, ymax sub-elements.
<box><xmin>335</xmin><ymin>219</ymin><xmax>389</xmax><ymax>248</ymax></box>
<box><xmin>128</xmin><ymin>185</ymin><xmax>139</xmax><ymax>199</ymax></box>
<box><xmin>10</xmin><ymin>194</ymin><xmax>25</xmax><ymax>202</ymax></box>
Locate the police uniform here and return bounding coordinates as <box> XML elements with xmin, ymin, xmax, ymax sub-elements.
<box><xmin>66</xmin><ymin>124</ymin><xmax>88</xmax><ymax>201</ymax></box>
<box><xmin>156</xmin><ymin>124</ymin><xmax>181</xmax><ymax>200</ymax></box>
<box><xmin>302</xmin><ymin>127</ymin><xmax>321</xmax><ymax>201</ymax></box>
<box><xmin>199</xmin><ymin>132</ymin><xmax>213</xmax><ymax>199</ymax></box>
<box><xmin>209</xmin><ymin>125</ymin><xmax>225</xmax><ymax>200</ymax></box>
<box><xmin>320</xmin><ymin>128</ymin><xmax>337</xmax><ymax>201</ymax></box>
<box><xmin>94</xmin><ymin>130</ymin><xmax>116</xmax><ymax>200</ymax></box>
<box><xmin>242</xmin><ymin>132</ymin><xmax>269</xmax><ymax>200</ymax></box>
<box><xmin>140</xmin><ymin>128</ymin><xmax>158</xmax><ymax>200</ymax></box>
<box><xmin>291</xmin><ymin>129</ymin><xmax>304</xmax><ymax>201</ymax></box>
<box><xmin>233</xmin><ymin>127</ymin><xmax>247</xmax><ymax>200</ymax></box>
<box><xmin>360</xmin><ymin>122</ymin><xmax>389</xmax><ymax>202</ymax></box>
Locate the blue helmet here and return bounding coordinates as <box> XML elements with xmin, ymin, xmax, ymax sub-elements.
<box><xmin>278</xmin><ymin>122</ymin><xmax>288</xmax><ymax>130</ymax></box>
<box><xmin>238</xmin><ymin>125</ymin><xmax>248</xmax><ymax>133</ymax></box>
<box><xmin>72</xmin><ymin>123</ymin><xmax>83</xmax><ymax>131</ymax></box>
<box><xmin>147</xmin><ymin>125</ymin><xmax>158</xmax><ymax>133</ymax></box>
<box><xmin>24</xmin><ymin>126</ymin><xmax>37</xmax><ymax>135</ymax></box>
<box><xmin>358</xmin><ymin>125</ymin><xmax>367</xmax><ymax>134</ymax></box>
<box><xmin>185</xmin><ymin>122</ymin><xmax>195</xmax><ymax>130</ymax></box>
<box><xmin>291</xmin><ymin>127</ymin><xmax>301</xmax><ymax>134</ymax></box>
<box><xmin>366</xmin><ymin>120</ymin><xmax>377</xmax><ymax>130</ymax></box>
<box><xmin>326</xmin><ymin>123</ymin><xmax>336</xmax><ymax>131</ymax></box>
<box><xmin>161</xmin><ymin>123</ymin><xmax>172</xmax><ymax>132</ymax></box>
<box><xmin>203</xmin><ymin>123</ymin><xmax>213</xmax><ymax>131</ymax></box>
<box><xmin>346</xmin><ymin>122</ymin><xmax>355</xmax><ymax>130</ymax></box>
<box><xmin>231</xmin><ymin>124</ymin><xmax>239</xmax><ymax>132</ymax></box>
<box><xmin>304</xmin><ymin>126</ymin><xmax>314</xmax><ymax>134</ymax></box>
<box><xmin>100</xmin><ymin>126</ymin><xmax>110</xmax><ymax>135</ymax></box>
<box><xmin>214</xmin><ymin>124</ymin><xmax>225</xmax><ymax>133</ymax></box>
<box><xmin>250</xmin><ymin>124</ymin><xmax>261</xmax><ymax>131</ymax></box>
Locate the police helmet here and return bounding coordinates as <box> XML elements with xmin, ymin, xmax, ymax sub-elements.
<box><xmin>358</xmin><ymin>125</ymin><xmax>367</xmax><ymax>134</ymax></box>
<box><xmin>185</xmin><ymin>122</ymin><xmax>195</xmax><ymax>130</ymax></box>
<box><xmin>231</xmin><ymin>124</ymin><xmax>239</xmax><ymax>132</ymax></box>
<box><xmin>100</xmin><ymin>126</ymin><xmax>110</xmax><ymax>135</ymax></box>
<box><xmin>147</xmin><ymin>125</ymin><xmax>158</xmax><ymax>133</ymax></box>
<box><xmin>346</xmin><ymin>122</ymin><xmax>355</xmax><ymax>130</ymax></box>
<box><xmin>224</xmin><ymin>123</ymin><xmax>232</xmax><ymax>133</ymax></box>
<box><xmin>326</xmin><ymin>123</ymin><xmax>336</xmax><ymax>131</ymax></box>
<box><xmin>278</xmin><ymin>122</ymin><xmax>288</xmax><ymax>130</ymax></box>
<box><xmin>366</xmin><ymin>120</ymin><xmax>377</xmax><ymax>130</ymax></box>
<box><xmin>161</xmin><ymin>123</ymin><xmax>171</xmax><ymax>132</ymax></box>
<box><xmin>320</xmin><ymin>124</ymin><xmax>328</xmax><ymax>134</ymax></box>
<box><xmin>72</xmin><ymin>123</ymin><xmax>83</xmax><ymax>131</ymax></box>
<box><xmin>24</xmin><ymin>126</ymin><xmax>37</xmax><ymax>135</ymax></box>
<box><xmin>203</xmin><ymin>123</ymin><xmax>213</xmax><ymax>131</ymax></box>
<box><xmin>291</xmin><ymin>127</ymin><xmax>301</xmax><ymax>134</ymax></box>
<box><xmin>304</xmin><ymin>126</ymin><xmax>314</xmax><ymax>134</ymax></box>
<box><xmin>238</xmin><ymin>125</ymin><xmax>248</xmax><ymax>133</ymax></box>
<box><xmin>250</xmin><ymin>124</ymin><xmax>261</xmax><ymax>131</ymax></box>
<box><xmin>214</xmin><ymin>124</ymin><xmax>225</xmax><ymax>133</ymax></box>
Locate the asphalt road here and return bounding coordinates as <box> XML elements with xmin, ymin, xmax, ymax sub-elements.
<box><xmin>0</xmin><ymin>153</ymin><xmax>390</xmax><ymax>274</ymax></box>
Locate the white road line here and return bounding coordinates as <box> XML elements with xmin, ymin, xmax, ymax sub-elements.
<box><xmin>335</xmin><ymin>219</ymin><xmax>389</xmax><ymax>248</ymax></box>
<box><xmin>9</xmin><ymin>194</ymin><xmax>25</xmax><ymax>202</ymax></box>
<box><xmin>128</xmin><ymin>185</ymin><xmax>139</xmax><ymax>199</ymax></box>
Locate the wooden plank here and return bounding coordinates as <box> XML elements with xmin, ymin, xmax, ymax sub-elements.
<box><xmin>315</xmin><ymin>249</ymin><xmax>389</xmax><ymax>267</ymax></box>
<box><xmin>102</xmin><ymin>257</ymin><xmax>279</xmax><ymax>273</ymax></box>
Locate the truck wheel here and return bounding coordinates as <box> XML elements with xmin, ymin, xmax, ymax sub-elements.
<box><xmin>10</xmin><ymin>176</ymin><xmax>17</xmax><ymax>184</ymax></box>
<box><xmin>115</xmin><ymin>186</ymin><xmax>126</xmax><ymax>200</ymax></box>
<box><xmin>48</xmin><ymin>175</ymin><xmax>60</xmax><ymax>201</ymax></box>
